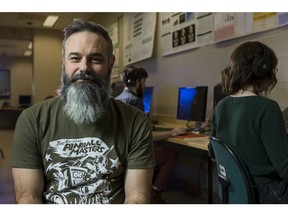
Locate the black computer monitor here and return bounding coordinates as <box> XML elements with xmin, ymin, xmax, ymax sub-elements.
<box><xmin>177</xmin><ymin>86</ymin><xmax>208</xmax><ymax>130</ymax></box>
<box><xmin>213</xmin><ymin>83</ymin><xmax>227</xmax><ymax>109</ymax></box>
<box><xmin>143</xmin><ymin>86</ymin><xmax>154</xmax><ymax>114</ymax></box>
<box><xmin>0</xmin><ymin>69</ymin><xmax>10</xmax><ymax>99</ymax></box>
<box><xmin>19</xmin><ymin>95</ymin><xmax>31</xmax><ymax>108</ymax></box>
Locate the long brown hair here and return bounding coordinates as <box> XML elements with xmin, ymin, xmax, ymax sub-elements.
<box><xmin>222</xmin><ymin>41</ymin><xmax>278</xmax><ymax>96</ymax></box>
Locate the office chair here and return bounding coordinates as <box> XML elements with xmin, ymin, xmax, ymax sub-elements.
<box><xmin>209</xmin><ymin>137</ymin><xmax>256</xmax><ymax>204</ymax></box>
<box><xmin>110</xmin><ymin>81</ymin><xmax>124</xmax><ymax>98</ymax></box>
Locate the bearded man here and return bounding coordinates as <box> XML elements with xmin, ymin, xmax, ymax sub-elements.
<box><xmin>10</xmin><ymin>18</ymin><xmax>155</xmax><ymax>204</ymax></box>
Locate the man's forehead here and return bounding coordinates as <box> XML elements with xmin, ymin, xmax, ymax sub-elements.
<box><xmin>63</xmin><ymin>34</ymin><xmax>109</xmax><ymax>60</ymax></box>
<box><xmin>65</xmin><ymin>31</ymin><xmax>107</xmax><ymax>48</ymax></box>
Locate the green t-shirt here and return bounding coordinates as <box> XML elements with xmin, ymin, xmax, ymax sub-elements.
<box><xmin>10</xmin><ymin>97</ymin><xmax>155</xmax><ymax>204</ymax></box>
<box><xmin>211</xmin><ymin>95</ymin><xmax>288</xmax><ymax>186</ymax></box>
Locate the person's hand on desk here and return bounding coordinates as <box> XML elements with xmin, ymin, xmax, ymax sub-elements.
<box><xmin>170</xmin><ymin>127</ymin><xmax>188</xmax><ymax>137</ymax></box>
<box><xmin>152</xmin><ymin>127</ymin><xmax>188</xmax><ymax>141</ymax></box>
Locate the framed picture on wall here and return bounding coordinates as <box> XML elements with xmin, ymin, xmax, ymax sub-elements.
<box><xmin>0</xmin><ymin>69</ymin><xmax>10</xmax><ymax>99</ymax></box>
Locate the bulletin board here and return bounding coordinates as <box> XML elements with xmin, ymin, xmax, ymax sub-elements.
<box><xmin>160</xmin><ymin>12</ymin><xmax>288</xmax><ymax>56</ymax></box>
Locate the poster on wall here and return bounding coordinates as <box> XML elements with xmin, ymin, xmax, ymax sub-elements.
<box><xmin>161</xmin><ymin>12</ymin><xmax>198</xmax><ymax>56</ymax></box>
<box><xmin>213</xmin><ymin>12</ymin><xmax>235</xmax><ymax>43</ymax></box>
<box><xmin>214</xmin><ymin>12</ymin><xmax>283</xmax><ymax>43</ymax></box>
<box><xmin>123</xmin><ymin>13</ymin><xmax>156</xmax><ymax>66</ymax></box>
<box><xmin>107</xmin><ymin>21</ymin><xmax>120</xmax><ymax>79</ymax></box>
<box><xmin>253</xmin><ymin>12</ymin><xmax>278</xmax><ymax>32</ymax></box>
<box><xmin>278</xmin><ymin>12</ymin><xmax>288</xmax><ymax>26</ymax></box>
<box><xmin>195</xmin><ymin>13</ymin><xmax>213</xmax><ymax>47</ymax></box>
<box><xmin>160</xmin><ymin>12</ymin><xmax>288</xmax><ymax>56</ymax></box>
<box><xmin>234</xmin><ymin>13</ymin><xmax>253</xmax><ymax>37</ymax></box>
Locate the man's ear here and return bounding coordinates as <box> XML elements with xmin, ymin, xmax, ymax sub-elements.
<box><xmin>110</xmin><ymin>54</ymin><xmax>115</xmax><ymax>68</ymax></box>
<box><xmin>136</xmin><ymin>79</ymin><xmax>143</xmax><ymax>89</ymax></box>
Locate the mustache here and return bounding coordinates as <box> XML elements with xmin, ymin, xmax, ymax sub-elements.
<box><xmin>70</xmin><ymin>72</ymin><xmax>101</xmax><ymax>83</ymax></box>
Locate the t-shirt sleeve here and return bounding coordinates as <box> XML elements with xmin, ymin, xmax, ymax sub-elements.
<box><xmin>126</xmin><ymin>113</ymin><xmax>155</xmax><ymax>169</ymax></box>
<box><xmin>10</xmin><ymin>109</ymin><xmax>42</xmax><ymax>169</ymax></box>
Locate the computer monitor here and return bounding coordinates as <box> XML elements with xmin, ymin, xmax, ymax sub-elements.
<box><xmin>143</xmin><ymin>86</ymin><xmax>154</xmax><ymax>114</ymax></box>
<box><xmin>213</xmin><ymin>83</ymin><xmax>227</xmax><ymax>109</ymax></box>
<box><xmin>19</xmin><ymin>95</ymin><xmax>31</xmax><ymax>108</ymax></box>
<box><xmin>177</xmin><ymin>86</ymin><xmax>208</xmax><ymax>130</ymax></box>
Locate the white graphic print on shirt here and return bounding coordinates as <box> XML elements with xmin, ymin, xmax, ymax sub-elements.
<box><xmin>44</xmin><ymin>137</ymin><xmax>121</xmax><ymax>204</ymax></box>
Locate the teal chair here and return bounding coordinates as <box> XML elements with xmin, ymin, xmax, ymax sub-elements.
<box><xmin>209</xmin><ymin>137</ymin><xmax>256</xmax><ymax>204</ymax></box>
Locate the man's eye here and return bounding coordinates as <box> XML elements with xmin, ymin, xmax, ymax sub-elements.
<box><xmin>69</xmin><ymin>56</ymin><xmax>80</xmax><ymax>61</ymax></box>
<box><xmin>91</xmin><ymin>57</ymin><xmax>102</xmax><ymax>63</ymax></box>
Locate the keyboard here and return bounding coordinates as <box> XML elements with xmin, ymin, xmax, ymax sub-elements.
<box><xmin>175</xmin><ymin>133</ymin><xmax>208</xmax><ymax>139</ymax></box>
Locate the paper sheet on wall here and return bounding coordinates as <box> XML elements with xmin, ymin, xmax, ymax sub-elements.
<box><xmin>123</xmin><ymin>13</ymin><xmax>156</xmax><ymax>66</ymax></box>
<box><xmin>108</xmin><ymin>21</ymin><xmax>120</xmax><ymax>80</ymax></box>
<box><xmin>253</xmin><ymin>12</ymin><xmax>277</xmax><ymax>32</ymax></box>
<box><xmin>278</xmin><ymin>12</ymin><xmax>288</xmax><ymax>26</ymax></box>
<box><xmin>161</xmin><ymin>12</ymin><xmax>213</xmax><ymax>56</ymax></box>
<box><xmin>213</xmin><ymin>12</ymin><xmax>235</xmax><ymax>43</ymax></box>
<box><xmin>196</xmin><ymin>13</ymin><xmax>213</xmax><ymax>47</ymax></box>
<box><xmin>161</xmin><ymin>12</ymin><xmax>200</xmax><ymax>56</ymax></box>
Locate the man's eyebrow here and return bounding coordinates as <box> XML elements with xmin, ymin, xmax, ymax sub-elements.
<box><xmin>67</xmin><ymin>52</ymin><xmax>106</xmax><ymax>59</ymax></box>
<box><xmin>89</xmin><ymin>53</ymin><xmax>106</xmax><ymax>60</ymax></box>
<box><xmin>67</xmin><ymin>52</ymin><xmax>81</xmax><ymax>56</ymax></box>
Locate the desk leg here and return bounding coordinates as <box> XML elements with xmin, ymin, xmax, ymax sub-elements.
<box><xmin>208</xmin><ymin>156</ymin><xmax>213</xmax><ymax>204</ymax></box>
<box><xmin>0</xmin><ymin>148</ymin><xmax>4</xmax><ymax>159</ymax></box>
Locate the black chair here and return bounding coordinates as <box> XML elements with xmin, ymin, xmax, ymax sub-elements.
<box><xmin>110</xmin><ymin>81</ymin><xmax>124</xmax><ymax>98</ymax></box>
<box><xmin>209</xmin><ymin>137</ymin><xmax>256</xmax><ymax>204</ymax></box>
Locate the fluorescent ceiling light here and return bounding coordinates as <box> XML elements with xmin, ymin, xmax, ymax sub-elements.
<box><xmin>24</xmin><ymin>50</ymin><xmax>32</xmax><ymax>56</ymax></box>
<box><xmin>43</xmin><ymin>15</ymin><xmax>59</xmax><ymax>27</ymax></box>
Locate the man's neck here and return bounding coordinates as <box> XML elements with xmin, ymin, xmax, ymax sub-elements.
<box><xmin>125</xmin><ymin>87</ymin><xmax>137</xmax><ymax>95</ymax></box>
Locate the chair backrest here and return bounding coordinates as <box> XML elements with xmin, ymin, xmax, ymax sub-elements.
<box><xmin>210</xmin><ymin>137</ymin><xmax>256</xmax><ymax>204</ymax></box>
<box><xmin>110</xmin><ymin>81</ymin><xmax>125</xmax><ymax>98</ymax></box>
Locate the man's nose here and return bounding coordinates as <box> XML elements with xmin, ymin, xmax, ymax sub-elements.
<box><xmin>80</xmin><ymin>58</ymin><xmax>90</xmax><ymax>73</ymax></box>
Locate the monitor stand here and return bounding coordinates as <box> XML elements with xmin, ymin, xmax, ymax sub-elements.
<box><xmin>193</xmin><ymin>121</ymin><xmax>202</xmax><ymax>133</ymax></box>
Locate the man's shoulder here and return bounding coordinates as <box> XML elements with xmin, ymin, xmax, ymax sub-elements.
<box><xmin>110</xmin><ymin>98</ymin><xmax>144</xmax><ymax>114</ymax></box>
<box><xmin>23</xmin><ymin>96</ymin><xmax>62</xmax><ymax>114</ymax></box>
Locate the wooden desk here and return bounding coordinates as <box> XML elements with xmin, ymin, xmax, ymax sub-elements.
<box><xmin>168</xmin><ymin>136</ymin><xmax>209</xmax><ymax>151</ymax></box>
<box><xmin>164</xmin><ymin>132</ymin><xmax>213</xmax><ymax>203</ymax></box>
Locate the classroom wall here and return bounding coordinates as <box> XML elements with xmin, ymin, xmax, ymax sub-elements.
<box><xmin>130</xmin><ymin>14</ymin><xmax>288</xmax><ymax>124</ymax></box>
<box><xmin>33</xmin><ymin>29</ymin><xmax>63</xmax><ymax>103</ymax></box>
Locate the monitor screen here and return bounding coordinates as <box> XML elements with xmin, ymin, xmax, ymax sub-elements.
<box><xmin>0</xmin><ymin>69</ymin><xmax>10</xmax><ymax>99</ymax></box>
<box><xmin>213</xmin><ymin>83</ymin><xmax>227</xmax><ymax>109</ymax></box>
<box><xmin>19</xmin><ymin>95</ymin><xmax>31</xmax><ymax>106</ymax></box>
<box><xmin>177</xmin><ymin>86</ymin><xmax>208</xmax><ymax>122</ymax></box>
<box><xmin>143</xmin><ymin>87</ymin><xmax>154</xmax><ymax>114</ymax></box>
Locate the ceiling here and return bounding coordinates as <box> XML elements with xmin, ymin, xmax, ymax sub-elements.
<box><xmin>0</xmin><ymin>13</ymin><xmax>97</xmax><ymax>57</ymax></box>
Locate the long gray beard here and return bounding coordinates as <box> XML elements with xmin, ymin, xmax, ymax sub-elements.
<box><xmin>63</xmin><ymin>85</ymin><xmax>104</xmax><ymax>124</ymax></box>
<box><xmin>60</xmin><ymin>75</ymin><xmax>110</xmax><ymax>124</ymax></box>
